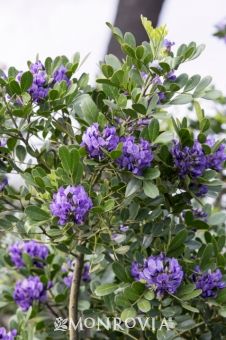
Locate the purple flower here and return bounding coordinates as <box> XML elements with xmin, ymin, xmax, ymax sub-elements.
<box><xmin>14</xmin><ymin>276</ymin><xmax>47</xmax><ymax>311</ymax></box>
<box><xmin>0</xmin><ymin>138</ymin><xmax>7</xmax><ymax>147</ymax></box>
<box><xmin>166</xmin><ymin>70</ymin><xmax>176</xmax><ymax>81</ymax></box>
<box><xmin>119</xmin><ymin>225</ymin><xmax>129</xmax><ymax>232</ymax></box>
<box><xmin>81</xmin><ymin>123</ymin><xmax>119</xmax><ymax>160</ymax></box>
<box><xmin>191</xmin><ymin>266</ymin><xmax>226</xmax><ymax>298</ymax></box>
<box><xmin>206</xmin><ymin>138</ymin><xmax>226</xmax><ymax>171</ymax></box>
<box><xmin>8</xmin><ymin>240</ymin><xmax>49</xmax><ymax>269</ymax></box>
<box><xmin>192</xmin><ymin>208</ymin><xmax>208</xmax><ymax>221</ymax></box>
<box><xmin>62</xmin><ymin>261</ymin><xmax>90</xmax><ymax>287</ymax></box>
<box><xmin>189</xmin><ymin>183</ymin><xmax>208</xmax><ymax>197</ymax></box>
<box><xmin>0</xmin><ymin>327</ymin><xmax>17</xmax><ymax>340</ymax></box>
<box><xmin>116</xmin><ymin>136</ymin><xmax>153</xmax><ymax>175</ymax></box>
<box><xmin>50</xmin><ymin>185</ymin><xmax>92</xmax><ymax>225</ymax></box>
<box><xmin>53</xmin><ymin>65</ymin><xmax>71</xmax><ymax>86</ymax></box>
<box><xmin>17</xmin><ymin>61</ymin><xmax>48</xmax><ymax>103</ymax></box>
<box><xmin>131</xmin><ymin>253</ymin><xmax>183</xmax><ymax>297</ymax></box>
<box><xmin>158</xmin><ymin>92</ymin><xmax>166</xmax><ymax>102</ymax></box>
<box><xmin>152</xmin><ymin>75</ymin><xmax>162</xmax><ymax>85</ymax></box>
<box><xmin>172</xmin><ymin>140</ymin><xmax>207</xmax><ymax>178</ymax></box>
<box><xmin>28</xmin><ymin>61</ymin><xmax>49</xmax><ymax>102</ymax></box>
<box><xmin>82</xmin><ymin>263</ymin><xmax>91</xmax><ymax>282</ymax></box>
<box><xmin>0</xmin><ymin>177</ymin><xmax>8</xmax><ymax>191</ymax></box>
<box><xmin>163</xmin><ymin>39</ymin><xmax>175</xmax><ymax>52</ymax></box>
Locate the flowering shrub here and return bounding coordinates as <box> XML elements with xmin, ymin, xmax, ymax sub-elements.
<box><xmin>0</xmin><ymin>16</ymin><xmax>226</xmax><ymax>340</ymax></box>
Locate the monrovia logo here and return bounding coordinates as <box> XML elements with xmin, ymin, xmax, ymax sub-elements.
<box><xmin>54</xmin><ymin>316</ymin><xmax>176</xmax><ymax>332</ymax></box>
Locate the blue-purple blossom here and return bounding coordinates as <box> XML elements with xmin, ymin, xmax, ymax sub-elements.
<box><xmin>189</xmin><ymin>183</ymin><xmax>208</xmax><ymax>197</ymax></box>
<box><xmin>81</xmin><ymin>123</ymin><xmax>119</xmax><ymax>160</ymax></box>
<box><xmin>131</xmin><ymin>253</ymin><xmax>183</xmax><ymax>297</ymax></box>
<box><xmin>50</xmin><ymin>185</ymin><xmax>92</xmax><ymax>225</ymax></box>
<box><xmin>163</xmin><ymin>39</ymin><xmax>175</xmax><ymax>52</ymax></box>
<box><xmin>0</xmin><ymin>327</ymin><xmax>17</xmax><ymax>340</ymax></box>
<box><xmin>206</xmin><ymin>138</ymin><xmax>226</xmax><ymax>171</ymax></box>
<box><xmin>8</xmin><ymin>240</ymin><xmax>49</xmax><ymax>269</ymax></box>
<box><xmin>172</xmin><ymin>140</ymin><xmax>207</xmax><ymax>178</ymax></box>
<box><xmin>191</xmin><ymin>266</ymin><xmax>226</xmax><ymax>298</ymax></box>
<box><xmin>0</xmin><ymin>177</ymin><xmax>8</xmax><ymax>191</ymax></box>
<box><xmin>214</xmin><ymin>18</ymin><xmax>226</xmax><ymax>43</ymax></box>
<box><xmin>192</xmin><ymin>208</ymin><xmax>208</xmax><ymax>221</ymax></box>
<box><xmin>166</xmin><ymin>70</ymin><xmax>176</xmax><ymax>81</ymax></box>
<box><xmin>0</xmin><ymin>138</ymin><xmax>7</xmax><ymax>147</ymax></box>
<box><xmin>119</xmin><ymin>225</ymin><xmax>129</xmax><ymax>232</ymax></box>
<box><xmin>62</xmin><ymin>261</ymin><xmax>91</xmax><ymax>287</ymax></box>
<box><xmin>53</xmin><ymin>65</ymin><xmax>71</xmax><ymax>86</ymax></box>
<box><xmin>14</xmin><ymin>276</ymin><xmax>47</xmax><ymax>311</ymax></box>
<box><xmin>28</xmin><ymin>61</ymin><xmax>49</xmax><ymax>102</ymax></box>
<box><xmin>116</xmin><ymin>136</ymin><xmax>153</xmax><ymax>175</ymax></box>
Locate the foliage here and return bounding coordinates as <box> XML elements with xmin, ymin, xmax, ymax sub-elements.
<box><xmin>0</xmin><ymin>16</ymin><xmax>226</xmax><ymax>340</ymax></box>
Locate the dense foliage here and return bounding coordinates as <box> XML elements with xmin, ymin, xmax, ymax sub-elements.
<box><xmin>0</xmin><ymin>16</ymin><xmax>226</xmax><ymax>340</ymax></box>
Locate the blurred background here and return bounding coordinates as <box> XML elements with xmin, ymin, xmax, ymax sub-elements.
<box><xmin>0</xmin><ymin>0</ymin><xmax>226</xmax><ymax>90</ymax></box>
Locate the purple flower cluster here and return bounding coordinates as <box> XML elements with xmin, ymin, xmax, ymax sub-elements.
<box><xmin>192</xmin><ymin>208</ymin><xmax>208</xmax><ymax>221</ymax></box>
<box><xmin>9</xmin><ymin>240</ymin><xmax>49</xmax><ymax>269</ymax></box>
<box><xmin>0</xmin><ymin>177</ymin><xmax>8</xmax><ymax>192</ymax></box>
<box><xmin>50</xmin><ymin>185</ymin><xmax>92</xmax><ymax>225</ymax></box>
<box><xmin>62</xmin><ymin>261</ymin><xmax>91</xmax><ymax>287</ymax></box>
<box><xmin>14</xmin><ymin>275</ymin><xmax>47</xmax><ymax>311</ymax></box>
<box><xmin>28</xmin><ymin>61</ymin><xmax>49</xmax><ymax>102</ymax></box>
<box><xmin>0</xmin><ymin>328</ymin><xmax>17</xmax><ymax>340</ymax></box>
<box><xmin>172</xmin><ymin>139</ymin><xmax>226</xmax><ymax>179</ymax></box>
<box><xmin>189</xmin><ymin>183</ymin><xmax>208</xmax><ymax>197</ymax></box>
<box><xmin>163</xmin><ymin>39</ymin><xmax>175</xmax><ymax>52</ymax></box>
<box><xmin>17</xmin><ymin>61</ymin><xmax>71</xmax><ymax>103</ymax></box>
<box><xmin>0</xmin><ymin>138</ymin><xmax>7</xmax><ymax>147</ymax></box>
<box><xmin>131</xmin><ymin>253</ymin><xmax>183</xmax><ymax>297</ymax></box>
<box><xmin>191</xmin><ymin>266</ymin><xmax>226</xmax><ymax>298</ymax></box>
<box><xmin>81</xmin><ymin>123</ymin><xmax>119</xmax><ymax>159</ymax></box>
<box><xmin>214</xmin><ymin>18</ymin><xmax>226</xmax><ymax>43</ymax></box>
<box><xmin>206</xmin><ymin>138</ymin><xmax>226</xmax><ymax>171</ymax></box>
<box><xmin>53</xmin><ymin>65</ymin><xmax>71</xmax><ymax>86</ymax></box>
<box><xmin>172</xmin><ymin>140</ymin><xmax>207</xmax><ymax>178</ymax></box>
<box><xmin>117</xmin><ymin>136</ymin><xmax>153</xmax><ymax>175</ymax></box>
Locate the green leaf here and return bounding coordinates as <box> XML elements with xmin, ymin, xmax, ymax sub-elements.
<box><xmin>73</xmin><ymin>94</ymin><xmax>98</xmax><ymax>124</ymax></box>
<box><xmin>9</xmin><ymin>80</ymin><xmax>21</xmax><ymax>95</ymax></box>
<box><xmin>184</xmin><ymin>75</ymin><xmax>201</xmax><ymax>92</ymax></box>
<box><xmin>111</xmin><ymin>70</ymin><xmax>124</xmax><ymax>86</ymax></box>
<box><xmin>144</xmin><ymin>290</ymin><xmax>155</xmax><ymax>300</ymax></box>
<box><xmin>148</xmin><ymin>118</ymin><xmax>160</xmax><ymax>142</ymax></box>
<box><xmin>101</xmin><ymin>64</ymin><xmax>114</xmax><ymax>78</ymax></box>
<box><xmin>125</xmin><ymin>178</ymin><xmax>141</xmax><ymax>197</ymax></box>
<box><xmin>193</xmin><ymin>101</ymin><xmax>204</xmax><ymax>121</ymax></box>
<box><xmin>143</xmin><ymin>181</ymin><xmax>159</xmax><ymax>198</ymax></box>
<box><xmin>95</xmin><ymin>283</ymin><xmax>118</xmax><ymax>297</ymax></box>
<box><xmin>208</xmin><ymin>212</ymin><xmax>226</xmax><ymax>226</ymax></box>
<box><xmin>25</xmin><ymin>206</ymin><xmax>50</xmax><ymax>222</ymax></box>
<box><xmin>20</xmin><ymin>71</ymin><xmax>33</xmax><ymax>92</ymax></box>
<box><xmin>59</xmin><ymin>146</ymin><xmax>71</xmax><ymax>173</ymax></box>
<box><xmin>137</xmin><ymin>299</ymin><xmax>151</xmax><ymax>312</ymax></box>
<box><xmin>104</xmin><ymin>199</ymin><xmax>115</xmax><ymax>212</ymax></box>
<box><xmin>200</xmin><ymin>243</ymin><xmax>214</xmax><ymax>270</ymax></box>
<box><xmin>121</xmin><ymin>307</ymin><xmax>137</xmax><ymax>322</ymax></box>
<box><xmin>217</xmin><ymin>289</ymin><xmax>226</xmax><ymax>304</ymax></box>
<box><xmin>193</xmin><ymin>76</ymin><xmax>212</xmax><ymax>97</ymax></box>
<box><xmin>154</xmin><ymin>131</ymin><xmax>174</xmax><ymax>144</ymax></box>
<box><xmin>170</xmin><ymin>94</ymin><xmax>193</xmax><ymax>105</ymax></box>
<box><xmin>143</xmin><ymin>167</ymin><xmax>160</xmax><ymax>180</ymax></box>
<box><xmin>112</xmin><ymin>263</ymin><xmax>130</xmax><ymax>282</ymax></box>
<box><xmin>177</xmin><ymin>283</ymin><xmax>196</xmax><ymax>297</ymax></box>
<box><xmin>16</xmin><ymin>145</ymin><xmax>26</xmax><ymax>162</ymax></box>
<box><xmin>180</xmin><ymin>289</ymin><xmax>202</xmax><ymax>301</ymax></box>
<box><xmin>168</xmin><ymin>229</ymin><xmax>188</xmax><ymax>253</ymax></box>
<box><xmin>182</xmin><ymin>303</ymin><xmax>199</xmax><ymax>313</ymax></box>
